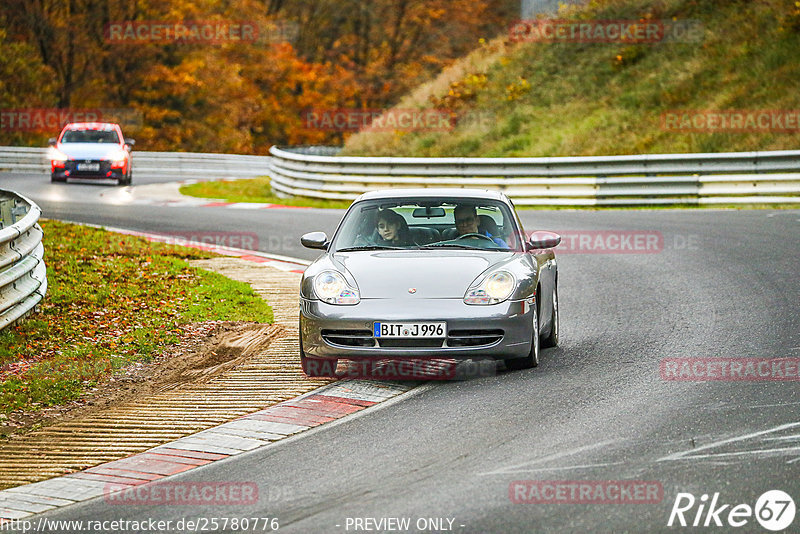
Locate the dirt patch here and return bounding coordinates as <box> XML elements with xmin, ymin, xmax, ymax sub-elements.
<box><xmin>0</xmin><ymin>321</ymin><xmax>284</xmax><ymax>439</ymax></box>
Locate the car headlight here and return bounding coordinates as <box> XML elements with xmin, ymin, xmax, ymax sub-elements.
<box><xmin>464</xmin><ymin>270</ymin><xmax>516</xmax><ymax>305</ymax></box>
<box><xmin>48</xmin><ymin>147</ymin><xmax>68</xmax><ymax>162</ymax></box>
<box><xmin>313</xmin><ymin>270</ymin><xmax>360</xmax><ymax>305</ymax></box>
<box><xmin>109</xmin><ymin>149</ymin><xmax>127</xmax><ymax>165</ymax></box>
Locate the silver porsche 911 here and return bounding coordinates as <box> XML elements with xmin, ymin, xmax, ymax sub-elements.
<box><xmin>299</xmin><ymin>189</ymin><xmax>561</xmax><ymax>377</ymax></box>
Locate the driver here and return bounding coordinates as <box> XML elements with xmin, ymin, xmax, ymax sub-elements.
<box><xmin>454</xmin><ymin>204</ymin><xmax>508</xmax><ymax>247</ymax></box>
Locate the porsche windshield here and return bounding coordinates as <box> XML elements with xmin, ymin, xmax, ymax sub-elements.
<box><xmin>332</xmin><ymin>198</ymin><xmax>523</xmax><ymax>252</ymax></box>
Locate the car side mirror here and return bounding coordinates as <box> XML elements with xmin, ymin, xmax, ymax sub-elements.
<box><xmin>301</xmin><ymin>231</ymin><xmax>329</xmax><ymax>250</ymax></box>
<box><xmin>124</xmin><ymin>138</ymin><xmax>135</xmax><ymax>148</ymax></box>
<box><xmin>48</xmin><ymin>138</ymin><xmax>57</xmax><ymax>146</ymax></box>
<box><xmin>528</xmin><ymin>231</ymin><xmax>561</xmax><ymax>250</ymax></box>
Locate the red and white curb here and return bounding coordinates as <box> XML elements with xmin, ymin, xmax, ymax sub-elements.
<box><xmin>55</xmin><ymin>180</ymin><xmax>317</xmax><ymax>210</ymax></box>
<box><xmin>123</xmin><ymin>180</ymin><xmax>317</xmax><ymax>210</ymax></box>
<box><xmin>0</xmin><ymin>380</ymin><xmax>417</xmax><ymax>521</ymax></box>
<box><xmin>65</xmin><ymin>223</ymin><xmax>312</xmax><ymax>274</ymax></box>
<box><xmin>131</xmin><ymin>199</ymin><xmax>312</xmax><ymax>210</ymax></box>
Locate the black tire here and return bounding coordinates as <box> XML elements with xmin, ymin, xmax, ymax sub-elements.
<box><xmin>505</xmin><ymin>296</ymin><xmax>540</xmax><ymax>371</ymax></box>
<box><xmin>541</xmin><ymin>282</ymin><xmax>559</xmax><ymax>348</ymax></box>
<box><xmin>118</xmin><ymin>169</ymin><xmax>132</xmax><ymax>186</ymax></box>
<box><xmin>50</xmin><ymin>174</ymin><xmax>64</xmax><ymax>183</ymax></box>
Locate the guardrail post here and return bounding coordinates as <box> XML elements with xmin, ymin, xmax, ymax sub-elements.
<box><xmin>0</xmin><ymin>197</ymin><xmax>14</xmax><ymax>229</ymax></box>
<box><xmin>12</xmin><ymin>202</ymin><xmax>27</xmax><ymax>222</ymax></box>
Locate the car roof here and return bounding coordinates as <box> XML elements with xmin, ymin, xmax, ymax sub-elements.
<box><xmin>62</xmin><ymin>122</ymin><xmax>119</xmax><ymax>131</ymax></box>
<box><xmin>354</xmin><ymin>188</ymin><xmax>511</xmax><ymax>204</ymax></box>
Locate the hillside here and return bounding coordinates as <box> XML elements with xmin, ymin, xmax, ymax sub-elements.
<box><xmin>342</xmin><ymin>0</ymin><xmax>800</xmax><ymax>157</ymax></box>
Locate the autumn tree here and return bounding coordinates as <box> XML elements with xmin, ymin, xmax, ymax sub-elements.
<box><xmin>0</xmin><ymin>0</ymin><xmax>517</xmax><ymax>151</ymax></box>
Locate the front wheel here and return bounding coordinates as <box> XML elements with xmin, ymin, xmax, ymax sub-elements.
<box><xmin>541</xmin><ymin>283</ymin><xmax>559</xmax><ymax>348</ymax></box>
<box><xmin>505</xmin><ymin>300</ymin><xmax>539</xmax><ymax>371</ymax></box>
<box><xmin>118</xmin><ymin>168</ymin><xmax>132</xmax><ymax>186</ymax></box>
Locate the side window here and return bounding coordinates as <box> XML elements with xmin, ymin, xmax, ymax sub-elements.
<box><xmin>480</xmin><ymin>206</ymin><xmax>520</xmax><ymax>249</ymax></box>
<box><xmin>476</xmin><ymin>208</ymin><xmax>503</xmax><ymax>237</ymax></box>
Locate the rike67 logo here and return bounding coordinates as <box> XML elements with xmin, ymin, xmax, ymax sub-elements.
<box><xmin>668</xmin><ymin>490</ymin><xmax>796</xmax><ymax>531</ymax></box>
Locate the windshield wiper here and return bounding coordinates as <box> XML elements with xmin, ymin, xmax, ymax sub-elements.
<box><xmin>421</xmin><ymin>243</ymin><xmax>511</xmax><ymax>251</ymax></box>
<box><xmin>336</xmin><ymin>245</ymin><xmax>405</xmax><ymax>252</ymax></box>
<box><xmin>420</xmin><ymin>243</ymin><xmax>483</xmax><ymax>250</ymax></box>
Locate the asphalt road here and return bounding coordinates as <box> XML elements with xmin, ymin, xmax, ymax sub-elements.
<box><xmin>2</xmin><ymin>171</ymin><xmax>800</xmax><ymax>533</ymax></box>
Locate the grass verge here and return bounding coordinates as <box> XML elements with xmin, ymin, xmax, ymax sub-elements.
<box><xmin>0</xmin><ymin>220</ymin><xmax>273</xmax><ymax>416</ymax></box>
<box><xmin>179</xmin><ymin>177</ymin><xmax>351</xmax><ymax>209</ymax></box>
<box><xmin>343</xmin><ymin>0</ymin><xmax>800</xmax><ymax>157</ymax></box>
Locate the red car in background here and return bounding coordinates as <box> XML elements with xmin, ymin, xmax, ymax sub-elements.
<box><xmin>48</xmin><ymin>122</ymin><xmax>135</xmax><ymax>185</ymax></box>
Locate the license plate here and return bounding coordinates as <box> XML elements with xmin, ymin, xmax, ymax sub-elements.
<box><xmin>77</xmin><ymin>163</ymin><xmax>100</xmax><ymax>171</ymax></box>
<box><xmin>373</xmin><ymin>322</ymin><xmax>446</xmax><ymax>338</ymax></box>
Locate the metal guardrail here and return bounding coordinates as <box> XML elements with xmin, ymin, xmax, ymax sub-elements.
<box><xmin>0</xmin><ymin>190</ymin><xmax>46</xmax><ymax>331</ymax></box>
<box><xmin>268</xmin><ymin>146</ymin><xmax>800</xmax><ymax>206</ymax></box>
<box><xmin>0</xmin><ymin>147</ymin><xmax>271</xmax><ymax>180</ymax></box>
<box><xmin>2</xmin><ymin>145</ymin><xmax>799</xmax><ymax>205</ymax></box>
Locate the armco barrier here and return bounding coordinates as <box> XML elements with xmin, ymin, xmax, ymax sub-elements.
<box><xmin>2</xmin><ymin>145</ymin><xmax>799</xmax><ymax>205</ymax></box>
<box><xmin>0</xmin><ymin>147</ymin><xmax>271</xmax><ymax>181</ymax></box>
<box><xmin>268</xmin><ymin>146</ymin><xmax>800</xmax><ymax>206</ymax></box>
<box><xmin>0</xmin><ymin>190</ymin><xmax>46</xmax><ymax>331</ymax></box>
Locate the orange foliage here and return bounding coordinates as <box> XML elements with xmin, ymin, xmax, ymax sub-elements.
<box><xmin>0</xmin><ymin>0</ymin><xmax>516</xmax><ymax>151</ymax></box>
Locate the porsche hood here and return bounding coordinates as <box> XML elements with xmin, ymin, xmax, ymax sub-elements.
<box><xmin>335</xmin><ymin>250</ymin><xmax>516</xmax><ymax>299</ymax></box>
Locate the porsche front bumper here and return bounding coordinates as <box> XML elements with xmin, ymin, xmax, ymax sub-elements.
<box><xmin>300</xmin><ymin>297</ymin><xmax>534</xmax><ymax>361</ymax></box>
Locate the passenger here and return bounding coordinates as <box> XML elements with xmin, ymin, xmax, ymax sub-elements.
<box><xmin>375</xmin><ymin>209</ymin><xmax>415</xmax><ymax>246</ymax></box>
<box><xmin>453</xmin><ymin>204</ymin><xmax>508</xmax><ymax>247</ymax></box>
